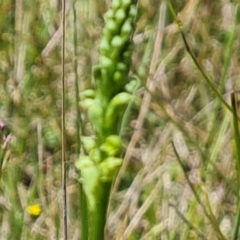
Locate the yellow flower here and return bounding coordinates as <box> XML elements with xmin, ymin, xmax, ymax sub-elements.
<box><xmin>27</xmin><ymin>204</ymin><xmax>42</xmax><ymax>217</ymax></box>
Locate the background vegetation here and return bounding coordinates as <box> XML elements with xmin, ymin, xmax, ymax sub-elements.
<box><xmin>0</xmin><ymin>0</ymin><xmax>240</xmax><ymax>239</ymax></box>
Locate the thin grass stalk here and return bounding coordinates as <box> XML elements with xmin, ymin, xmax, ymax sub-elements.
<box><xmin>202</xmin><ymin>188</ymin><xmax>227</xmax><ymax>240</ymax></box>
<box><xmin>232</xmin><ymin>204</ymin><xmax>240</xmax><ymax>240</ymax></box>
<box><xmin>169</xmin><ymin>203</ymin><xmax>208</xmax><ymax>240</ymax></box>
<box><xmin>172</xmin><ymin>142</ymin><xmax>202</xmax><ymax>205</ymax></box>
<box><xmin>231</xmin><ymin>92</ymin><xmax>240</xmax><ymax>240</ymax></box>
<box><xmin>231</xmin><ymin>93</ymin><xmax>240</xmax><ymax>187</ymax></box>
<box><xmin>73</xmin><ymin>1</ymin><xmax>81</xmax><ymax>156</ymax></box>
<box><xmin>61</xmin><ymin>0</ymin><xmax>67</xmax><ymax>238</ymax></box>
<box><xmin>207</xmin><ymin>112</ymin><xmax>231</xmax><ymax>171</ymax></box>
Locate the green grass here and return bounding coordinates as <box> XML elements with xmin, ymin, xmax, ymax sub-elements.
<box><xmin>0</xmin><ymin>0</ymin><xmax>240</xmax><ymax>239</ymax></box>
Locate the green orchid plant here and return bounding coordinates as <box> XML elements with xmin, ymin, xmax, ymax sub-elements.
<box><xmin>75</xmin><ymin>0</ymin><xmax>138</xmax><ymax>239</ymax></box>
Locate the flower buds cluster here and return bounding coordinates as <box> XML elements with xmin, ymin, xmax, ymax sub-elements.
<box><xmin>94</xmin><ymin>0</ymin><xmax>137</xmax><ymax>100</ymax></box>
<box><xmin>76</xmin><ymin>135</ymin><xmax>122</xmax><ymax>210</ymax></box>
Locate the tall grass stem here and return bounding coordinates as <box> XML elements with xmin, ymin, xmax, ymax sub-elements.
<box><xmin>61</xmin><ymin>0</ymin><xmax>67</xmax><ymax>238</ymax></box>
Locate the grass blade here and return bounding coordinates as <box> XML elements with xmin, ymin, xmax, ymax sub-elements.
<box><xmin>231</xmin><ymin>92</ymin><xmax>240</xmax><ymax>240</ymax></box>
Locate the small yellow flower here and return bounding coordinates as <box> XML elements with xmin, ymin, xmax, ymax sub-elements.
<box><xmin>27</xmin><ymin>204</ymin><xmax>42</xmax><ymax>217</ymax></box>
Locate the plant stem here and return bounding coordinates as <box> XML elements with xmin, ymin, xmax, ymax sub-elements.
<box><xmin>88</xmin><ymin>182</ymin><xmax>111</xmax><ymax>240</ymax></box>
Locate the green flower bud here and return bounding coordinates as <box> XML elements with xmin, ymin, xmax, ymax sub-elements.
<box><xmin>129</xmin><ymin>4</ymin><xmax>137</xmax><ymax>18</ymax></box>
<box><xmin>99</xmin><ymin>37</ymin><xmax>111</xmax><ymax>53</ymax></box>
<box><xmin>111</xmin><ymin>36</ymin><xmax>128</xmax><ymax>47</ymax></box>
<box><xmin>99</xmin><ymin>56</ymin><xmax>115</xmax><ymax>77</ymax></box>
<box><xmin>100</xmin><ymin>55</ymin><xmax>113</xmax><ymax>68</ymax></box>
<box><xmin>88</xmin><ymin>99</ymin><xmax>104</xmax><ymax>135</ymax></box>
<box><xmin>115</xmin><ymin>9</ymin><xmax>126</xmax><ymax>24</ymax></box>
<box><xmin>105</xmin><ymin>9</ymin><xmax>114</xmax><ymax>20</ymax></box>
<box><xmin>111</xmin><ymin>35</ymin><xmax>123</xmax><ymax>47</ymax></box>
<box><xmin>100</xmin><ymin>68</ymin><xmax>111</xmax><ymax>85</ymax></box>
<box><xmin>100</xmin><ymin>135</ymin><xmax>122</xmax><ymax>156</ymax></box>
<box><xmin>90</xmin><ymin>148</ymin><xmax>101</xmax><ymax>163</ymax></box>
<box><xmin>102</xmin><ymin>28</ymin><xmax>113</xmax><ymax>43</ymax></box>
<box><xmin>81</xmin><ymin>136</ymin><xmax>97</xmax><ymax>153</ymax></box>
<box><xmin>108</xmin><ymin>48</ymin><xmax>120</xmax><ymax>63</ymax></box>
<box><xmin>75</xmin><ymin>156</ymin><xmax>100</xmax><ymax>211</ymax></box>
<box><xmin>112</xmin><ymin>0</ymin><xmax>121</xmax><ymax>9</ymax></box>
<box><xmin>116</xmin><ymin>62</ymin><xmax>127</xmax><ymax>71</ymax></box>
<box><xmin>113</xmin><ymin>71</ymin><xmax>123</xmax><ymax>83</ymax></box>
<box><xmin>107</xmin><ymin>92</ymin><xmax>132</xmax><ymax>111</ymax></box>
<box><xmin>121</xmin><ymin>18</ymin><xmax>132</xmax><ymax>36</ymax></box>
<box><xmin>79</xmin><ymin>98</ymin><xmax>95</xmax><ymax>109</ymax></box>
<box><xmin>80</xmin><ymin>89</ymin><xmax>96</xmax><ymax>99</ymax></box>
<box><xmin>104</xmin><ymin>92</ymin><xmax>132</xmax><ymax>130</ymax></box>
<box><xmin>121</xmin><ymin>0</ymin><xmax>132</xmax><ymax>8</ymax></box>
<box><xmin>106</xmin><ymin>19</ymin><xmax>118</xmax><ymax>33</ymax></box>
<box><xmin>99</xmin><ymin>157</ymin><xmax>122</xmax><ymax>181</ymax></box>
<box><xmin>124</xmin><ymin>79</ymin><xmax>139</xmax><ymax>93</ymax></box>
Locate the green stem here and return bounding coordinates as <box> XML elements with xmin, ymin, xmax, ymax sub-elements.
<box><xmin>232</xmin><ymin>200</ymin><xmax>240</xmax><ymax>240</ymax></box>
<box><xmin>80</xmin><ymin>187</ymin><xmax>89</xmax><ymax>240</ymax></box>
<box><xmin>231</xmin><ymin>93</ymin><xmax>240</xmax><ymax>188</ymax></box>
<box><xmin>88</xmin><ymin>182</ymin><xmax>111</xmax><ymax>240</ymax></box>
